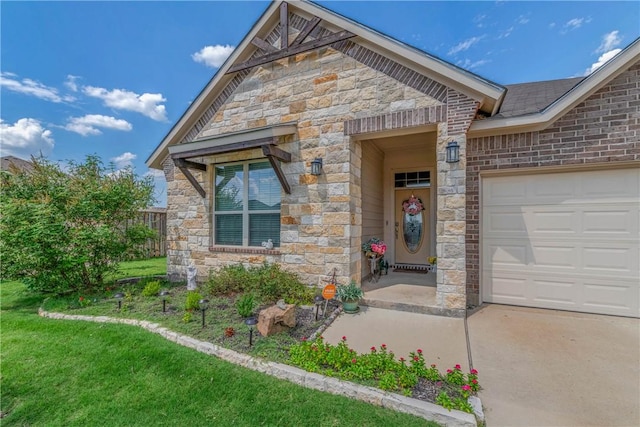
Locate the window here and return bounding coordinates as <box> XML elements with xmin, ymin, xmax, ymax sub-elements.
<box><xmin>214</xmin><ymin>160</ymin><xmax>281</xmax><ymax>247</ymax></box>
<box><xmin>394</xmin><ymin>171</ymin><xmax>430</xmax><ymax>188</ymax></box>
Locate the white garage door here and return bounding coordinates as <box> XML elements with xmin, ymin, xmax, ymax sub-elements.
<box><xmin>482</xmin><ymin>167</ymin><xmax>640</xmax><ymax>318</ymax></box>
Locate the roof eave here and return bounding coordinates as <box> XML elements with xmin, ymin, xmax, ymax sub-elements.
<box><xmin>469</xmin><ymin>37</ymin><xmax>640</xmax><ymax>138</ymax></box>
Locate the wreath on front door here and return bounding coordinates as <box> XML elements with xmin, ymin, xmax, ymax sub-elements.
<box><xmin>402</xmin><ymin>195</ymin><xmax>424</xmax><ymax>216</ymax></box>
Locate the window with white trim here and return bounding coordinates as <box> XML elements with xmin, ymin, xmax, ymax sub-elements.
<box><xmin>214</xmin><ymin>160</ymin><xmax>281</xmax><ymax>247</ymax></box>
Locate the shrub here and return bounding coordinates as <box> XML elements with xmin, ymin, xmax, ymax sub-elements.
<box><xmin>0</xmin><ymin>155</ymin><xmax>154</xmax><ymax>294</ymax></box>
<box><xmin>207</xmin><ymin>262</ymin><xmax>314</xmax><ymax>305</ymax></box>
<box><xmin>141</xmin><ymin>280</ymin><xmax>161</xmax><ymax>297</ymax></box>
<box><xmin>185</xmin><ymin>291</ymin><xmax>203</xmax><ymax>312</ymax></box>
<box><xmin>235</xmin><ymin>293</ymin><xmax>257</xmax><ymax>318</ymax></box>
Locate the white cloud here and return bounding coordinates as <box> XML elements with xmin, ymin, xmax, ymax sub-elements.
<box><xmin>585</xmin><ymin>49</ymin><xmax>622</xmax><ymax>75</ymax></box>
<box><xmin>0</xmin><ymin>118</ymin><xmax>54</xmax><ymax>158</ymax></box>
<box><xmin>0</xmin><ymin>72</ymin><xmax>74</xmax><ymax>103</ymax></box>
<box><xmin>561</xmin><ymin>17</ymin><xmax>592</xmax><ymax>33</ymax></box>
<box><xmin>448</xmin><ymin>36</ymin><xmax>484</xmax><ymax>55</ymax></box>
<box><xmin>64</xmin><ymin>75</ymin><xmax>81</xmax><ymax>92</ymax></box>
<box><xmin>498</xmin><ymin>27</ymin><xmax>514</xmax><ymax>39</ymax></box>
<box><xmin>596</xmin><ymin>30</ymin><xmax>622</xmax><ymax>53</ymax></box>
<box><xmin>192</xmin><ymin>44</ymin><xmax>235</xmax><ymax>68</ymax></box>
<box><xmin>64</xmin><ymin>114</ymin><xmax>132</xmax><ymax>136</ymax></box>
<box><xmin>82</xmin><ymin>86</ymin><xmax>168</xmax><ymax>121</ymax></box>
<box><xmin>145</xmin><ymin>169</ymin><xmax>165</xmax><ymax>178</ymax></box>
<box><xmin>457</xmin><ymin>58</ymin><xmax>491</xmax><ymax>71</ymax></box>
<box><xmin>111</xmin><ymin>152</ymin><xmax>137</xmax><ymax>169</ymax></box>
<box><xmin>517</xmin><ymin>15</ymin><xmax>530</xmax><ymax>25</ymax></box>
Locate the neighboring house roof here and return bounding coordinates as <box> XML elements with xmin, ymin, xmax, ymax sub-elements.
<box><xmin>146</xmin><ymin>0</ymin><xmax>505</xmax><ymax>169</ymax></box>
<box><xmin>493</xmin><ymin>77</ymin><xmax>584</xmax><ymax>119</ymax></box>
<box><xmin>470</xmin><ymin>37</ymin><xmax>640</xmax><ymax>136</ymax></box>
<box><xmin>0</xmin><ymin>156</ymin><xmax>33</xmax><ymax>173</ymax></box>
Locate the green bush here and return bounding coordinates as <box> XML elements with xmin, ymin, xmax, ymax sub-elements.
<box><xmin>0</xmin><ymin>155</ymin><xmax>154</xmax><ymax>294</ymax></box>
<box><xmin>141</xmin><ymin>280</ymin><xmax>161</xmax><ymax>297</ymax></box>
<box><xmin>207</xmin><ymin>263</ymin><xmax>314</xmax><ymax>305</ymax></box>
<box><xmin>235</xmin><ymin>293</ymin><xmax>257</xmax><ymax>318</ymax></box>
<box><xmin>185</xmin><ymin>291</ymin><xmax>203</xmax><ymax>312</ymax></box>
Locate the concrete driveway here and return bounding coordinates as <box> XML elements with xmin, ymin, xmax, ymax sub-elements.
<box><xmin>467</xmin><ymin>305</ymin><xmax>640</xmax><ymax>426</ymax></box>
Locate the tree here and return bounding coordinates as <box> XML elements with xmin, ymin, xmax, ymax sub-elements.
<box><xmin>0</xmin><ymin>155</ymin><xmax>155</xmax><ymax>294</ymax></box>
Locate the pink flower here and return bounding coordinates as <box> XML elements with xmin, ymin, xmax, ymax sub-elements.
<box><xmin>472</xmin><ymin>379</ymin><xmax>478</xmax><ymax>384</ymax></box>
<box><xmin>417</xmin><ymin>349</ymin><xmax>423</xmax><ymax>354</ymax></box>
<box><xmin>455</xmin><ymin>364</ymin><xmax>461</xmax><ymax>370</ymax></box>
<box><xmin>381</xmin><ymin>344</ymin><xmax>386</xmax><ymax>349</ymax></box>
<box><xmin>301</xmin><ymin>337</ymin><xmax>307</xmax><ymax>341</ymax></box>
<box><xmin>370</xmin><ymin>346</ymin><xmax>376</xmax><ymax>352</ymax></box>
<box><xmin>79</xmin><ymin>296</ymin><xmax>84</xmax><ymax>301</ymax></box>
<box><xmin>413</xmin><ymin>356</ymin><xmax>420</xmax><ymax>361</ymax></box>
<box><xmin>470</xmin><ymin>368</ymin><xmax>478</xmax><ymax>375</ymax></box>
<box><xmin>342</xmin><ymin>336</ymin><xmax>346</xmax><ymax>341</ymax></box>
<box><xmin>352</xmin><ymin>358</ymin><xmax>357</xmax><ymax>363</ymax></box>
<box><xmin>400</xmin><ymin>357</ymin><xmax>405</xmax><ymax>362</ymax></box>
<box><xmin>447</xmin><ymin>369</ymin><xmax>452</xmax><ymax>373</ymax></box>
<box><xmin>462</xmin><ymin>385</ymin><xmax>471</xmax><ymax>391</ymax></box>
<box><xmin>431</xmin><ymin>364</ymin><xmax>436</xmax><ymax>368</ymax></box>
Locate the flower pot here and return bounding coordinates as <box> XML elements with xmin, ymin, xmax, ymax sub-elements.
<box><xmin>342</xmin><ymin>299</ymin><xmax>359</xmax><ymax>314</ymax></box>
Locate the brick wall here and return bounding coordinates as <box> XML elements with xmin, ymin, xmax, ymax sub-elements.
<box><xmin>465</xmin><ymin>62</ymin><xmax>640</xmax><ymax>304</ymax></box>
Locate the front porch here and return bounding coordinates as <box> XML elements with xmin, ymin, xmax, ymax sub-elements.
<box><xmin>360</xmin><ymin>270</ymin><xmax>464</xmax><ymax>317</ymax></box>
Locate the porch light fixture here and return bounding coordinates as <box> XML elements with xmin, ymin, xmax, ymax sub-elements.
<box><xmin>199</xmin><ymin>299</ymin><xmax>209</xmax><ymax>328</ymax></box>
<box><xmin>446</xmin><ymin>141</ymin><xmax>460</xmax><ymax>163</ymax></box>
<box><xmin>114</xmin><ymin>292</ymin><xmax>124</xmax><ymax>310</ymax></box>
<box><xmin>160</xmin><ymin>290</ymin><xmax>170</xmax><ymax>313</ymax></box>
<box><xmin>244</xmin><ymin>316</ymin><xmax>258</xmax><ymax>347</ymax></box>
<box><xmin>310</xmin><ymin>158</ymin><xmax>323</xmax><ymax>176</ymax></box>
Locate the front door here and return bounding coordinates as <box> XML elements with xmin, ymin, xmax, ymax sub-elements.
<box><xmin>395</xmin><ymin>188</ymin><xmax>430</xmax><ymax>265</ymax></box>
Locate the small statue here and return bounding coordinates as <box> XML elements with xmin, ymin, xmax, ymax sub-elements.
<box><xmin>261</xmin><ymin>239</ymin><xmax>273</xmax><ymax>249</ymax></box>
<box><xmin>187</xmin><ymin>263</ymin><xmax>197</xmax><ymax>290</ymax></box>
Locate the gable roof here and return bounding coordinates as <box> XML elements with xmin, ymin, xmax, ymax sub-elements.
<box><xmin>469</xmin><ymin>37</ymin><xmax>640</xmax><ymax>137</ymax></box>
<box><xmin>146</xmin><ymin>0</ymin><xmax>505</xmax><ymax>169</ymax></box>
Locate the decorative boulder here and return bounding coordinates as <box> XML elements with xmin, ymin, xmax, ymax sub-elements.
<box><xmin>257</xmin><ymin>303</ymin><xmax>296</xmax><ymax>336</ymax></box>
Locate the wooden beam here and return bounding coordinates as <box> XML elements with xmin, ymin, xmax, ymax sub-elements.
<box><xmin>227</xmin><ymin>30</ymin><xmax>355</xmax><ymax>74</ymax></box>
<box><xmin>265</xmin><ymin>155</ymin><xmax>291</xmax><ymax>194</ymax></box>
<box><xmin>291</xmin><ymin>16</ymin><xmax>321</xmax><ymax>46</ymax></box>
<box><xmin>174</xmin><ymin>158</ymin><xmax>207</xmax><ymax>171</ymax></box>
<box><xmin>251</xmin><ymin>37</ymin><xmax>277</xmax><ymax>53</ymax></box>
<box><xmin>280</xmin><ymin>2</ymin><xmax>288</xmax><ymax>49</ymax></box>
<box><xmin>262</xmin><ymin>144</ymin><xmax>291</xmax><ymax>162</ymax></box>
<box><xmin>170</xmin><ymin>137</ymin><xmax>276</xmax><ymax>160</ymax></box>
<box><xmin>173</xmin><ymin>160</ymin><xmax>206</xmax><ymax>198</ymax></box>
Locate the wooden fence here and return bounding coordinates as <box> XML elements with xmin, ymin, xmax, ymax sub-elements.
<box><xmin>133</xmin><ymin>207</ymin><xmax>167</xmax><ymax>259</ymax></box>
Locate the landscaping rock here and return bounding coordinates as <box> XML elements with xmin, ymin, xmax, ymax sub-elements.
<box><xmin>257</xmin><ymin>304</ymin><xmax>296</xmax><ymax>336</ymax></box>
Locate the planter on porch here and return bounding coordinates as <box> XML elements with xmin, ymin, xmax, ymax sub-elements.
<box><xmin>336</xmin><ymin>280</ymin><xmax>364</xmax><ymax>314</ymax></box>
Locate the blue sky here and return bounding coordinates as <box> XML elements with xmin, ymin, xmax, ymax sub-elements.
<box><xmin>1</xmin><ymin>1</ymin><xmax>638</xmax><ymax>206</ymax></box>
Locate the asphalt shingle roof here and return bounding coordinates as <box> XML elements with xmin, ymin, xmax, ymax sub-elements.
<box><xmin>491</xmin><ymin>77</ymin><xmax>585</xmax><ymax>119</ymax></box>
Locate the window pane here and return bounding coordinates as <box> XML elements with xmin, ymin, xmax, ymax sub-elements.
<box><xmin>248</xmin><ymin>162</ymin><xmax>281</xmax><ymax>210</ymax></box>
<box><xmin>215</xmin><ymin>164</ymin><xmax>243</xmax><ymax>211</ymax></box>
<box><xmin>249</xmin><ymin>213</ymin><xmax>280</xmax><ymax>247</ymax></box>
<box><xmin>215</xmin><ymin>214</ymin><xmax>242</xmax><ymax>245</ymax></box>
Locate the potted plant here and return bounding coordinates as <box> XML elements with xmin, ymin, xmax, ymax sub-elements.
<box><xmin>336</xmin><ymin>280</ymin><xmax>364</xmax><ymax>314</ymax></box>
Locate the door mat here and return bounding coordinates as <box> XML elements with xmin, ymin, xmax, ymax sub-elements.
<box><xmin>392</xmin><ymin>266</ymin><xmax>433</xmax><ymax>274</ymax></box>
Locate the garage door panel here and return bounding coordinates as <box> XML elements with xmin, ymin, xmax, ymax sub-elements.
<box><xmin>482</xmin><ymin>167</ymin><xmax>640</xmax><ymax>318</ymax></box>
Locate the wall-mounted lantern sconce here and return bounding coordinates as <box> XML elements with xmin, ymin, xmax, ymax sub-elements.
<box><xmin>446</xmin><ymin>141</ymin><xmax>460</xmax><ymax>163</ymax></box>
<box><xmin>310</xmin><ymin>158</ymin><xmax>323</xmax><ymax>176</ymax></box>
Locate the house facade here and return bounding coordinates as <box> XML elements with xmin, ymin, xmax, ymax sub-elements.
<box><xmin>147</xmin><ymin>1</ymin><xmax>640</xmax><ymax>318</ymax></box>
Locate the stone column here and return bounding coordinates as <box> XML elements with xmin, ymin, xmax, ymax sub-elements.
<box><xmin>435</xmin><ymin>122</ymin><xmax>467</xmax><ymax>313</ymax></box>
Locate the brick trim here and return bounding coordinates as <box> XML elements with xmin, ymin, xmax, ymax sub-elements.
<box><xmin>344</xmin><ymin>105</ymin><xmax>446</xmax><ymax>135</ymax></box>
<box><xmin>209</xmin><ymin>246</ymin><xmax>281</xmax><ymax>255</ymax></box>
<box><xmin>447</xmin><ymin>90</ymin><xmax>480</xmax><ymax>136</ymax></box>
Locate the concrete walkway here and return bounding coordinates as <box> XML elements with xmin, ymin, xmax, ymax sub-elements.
<box><xmin>322</xmin><ymin>306</ymin><xmax>470</xmax><ymax>373</ymax></box>
<box><xmin>467</xmin><ymin>305</ymin><xmax>640</xmax><ymax>427</ymax></box>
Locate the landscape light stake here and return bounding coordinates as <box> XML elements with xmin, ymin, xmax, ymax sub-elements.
<box><xmin>245</xmin><ymin>317</ymin><xmax>258</xmax><ymax>347</ymax></box>
<box><xmin>160</xmin><ymin>290</ymin><xmax>170</xmax><ymax>313</ymax></box>
<box><xmin>198</xmin><ymin>299</ymin><xmax>209</xmax><ymax>328</ymax></box>
<box><xmin>114</xmin><ymin>292</ymin><xmax>124</xmax><ymax>310</ymax></box>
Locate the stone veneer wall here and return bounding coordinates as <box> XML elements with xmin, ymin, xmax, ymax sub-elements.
<box><xmin>465</xmin><ymin>62</ymin><xmax>640</xmax><ymax>305</ymax></box>
<box><xmin>164</xmin><ymin>42</ymin><xmax>446</xmax><ymax>288</ymax></box>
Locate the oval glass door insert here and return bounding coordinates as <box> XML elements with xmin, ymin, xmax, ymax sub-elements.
<box><xmin>402</xmin><ymin>211</ymin><xmax>424</xmax><ymax>253</ymax></box>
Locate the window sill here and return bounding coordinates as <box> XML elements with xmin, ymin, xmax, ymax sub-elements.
<box><xmin>209</xmin><ymin>246</ymin><xmax>281</xmax><ymax>255</ymax></box>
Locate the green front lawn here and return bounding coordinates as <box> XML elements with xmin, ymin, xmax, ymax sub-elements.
<box><xmin>0</xmin><ymin>258</ymin><xmax>437</xmax><ymax>426</ymax></box>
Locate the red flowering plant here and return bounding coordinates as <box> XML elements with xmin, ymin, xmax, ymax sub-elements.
<box><xmin>288</xmin><ymin>337</ymin><xmax>481</xmax><ymax>413</ymax></box>
<box><xmin>402</xmin><ymin>195</ymin><xmax>424</xmax><ymax>216</ymax></box>
<box><xmin>362</xmin><ymin>237</ymin><xmax>386</xmax><ymax>258</ymax></box>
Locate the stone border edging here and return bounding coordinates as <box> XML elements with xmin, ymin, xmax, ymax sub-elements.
<box><xmin>38</xmin><ymin>309</ymin><xmax>477</xmax><ymax>427</ymax></box>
